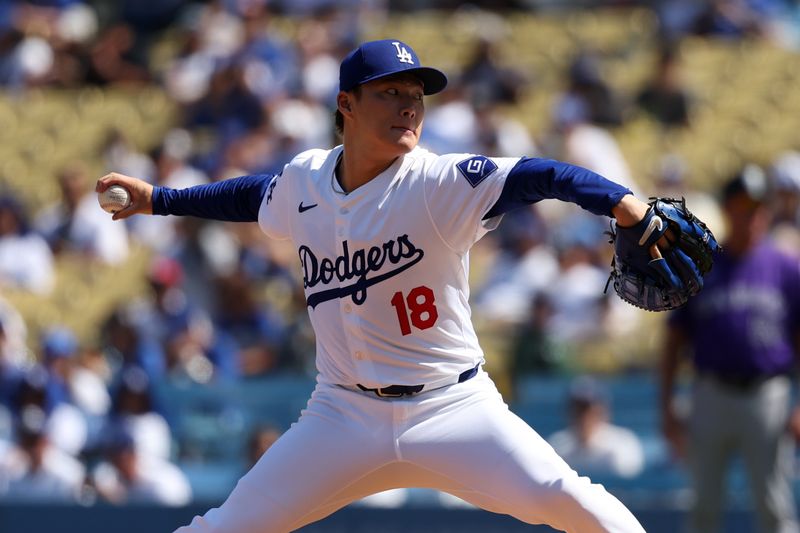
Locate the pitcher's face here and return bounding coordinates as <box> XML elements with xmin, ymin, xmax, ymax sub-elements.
<box><xmin>342</xmin><ymin>73</ymin><xmax>425</xmax><ymax>158</ymax></box>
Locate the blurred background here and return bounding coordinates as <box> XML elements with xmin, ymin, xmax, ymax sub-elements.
<box><xmin>0</xmin><ymin>0</ymin><xmax>799</xmax><ymax>531</ymax></box>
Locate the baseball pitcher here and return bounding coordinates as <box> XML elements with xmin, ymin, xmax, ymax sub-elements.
<box><xmin>98</xmin><ymin>39</ymin><xmax>716</xmax><ymax>533</ymax></box>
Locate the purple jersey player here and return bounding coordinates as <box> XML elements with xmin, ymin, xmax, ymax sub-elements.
<box><xmin>661</xmin><ymin>165</ymin><xmax>800</xmax><ymax>533</ymax></box>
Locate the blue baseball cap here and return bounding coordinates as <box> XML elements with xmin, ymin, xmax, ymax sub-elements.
<box><xmin>568</xmin><ymin>376</ymin><xmax>609</xmax><ymax>406</ymax></box>
<box><xmin>339</xmin><ymin>39</ymin><xmax>448</xmax><ymax>95</ymax></box>
<box><xmin>42</xmin><ymin>326</ymin><xmax>78</xmax><ymax>360</ymax></box>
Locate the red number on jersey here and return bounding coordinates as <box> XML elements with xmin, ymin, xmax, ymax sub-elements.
<box><xmin>390</xmin><ymin>286</ymin><xmax>439</xmax><ymax>336</ymax></box>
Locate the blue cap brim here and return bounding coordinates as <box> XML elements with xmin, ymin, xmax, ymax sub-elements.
<box><xmin>358</xmin><ymin>67</ymin><xmax>448</xmax><ymax>95</ymax></box>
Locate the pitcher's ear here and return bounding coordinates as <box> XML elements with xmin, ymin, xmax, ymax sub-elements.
<box><xmin>337</xmin><ymin>92</ymin><xmax>352</xmax><ymax>113</ymax></box>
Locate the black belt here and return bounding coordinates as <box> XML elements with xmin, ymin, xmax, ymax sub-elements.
<box><xmin>357</xmin><ymin>364</ymin><xmax>480</xmax><ymax>398</ymax></box>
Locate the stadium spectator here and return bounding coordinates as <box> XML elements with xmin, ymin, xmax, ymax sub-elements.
<box><xmin>227</xmin><ymin>218</ymin><xmax>297</xmax><ymax>282</ymax></box>
<box><xmin>473</xmin><ymin>207</ymin><xmax>558</xmax><ymax>324</ymax></box>
<box><xmin>507</xmin><ymin>294</ymin><xmax>570</xmax><ymax>385</ymax></box>
<box><xmin>420</xmin><ymin>80</ymin><xmax>479</xmax><ymax>154</ymax></box>
<box><xmin>635</xmin><ymin>45</ymin><xmax>692</xmax><ymax>129</ymax></box>
<box><xmin>125</xmin><ymin>131</ymin><xmax>209</xmax><ymax>253</ymax></box>
<box><xmin>189</xmin><ymin>0</ymin><xmax>246</xmax><ymax>62</ymax></box>
<box><xmin>100</xmin><ymin>306</ymin><xmax>166</xmax><ymax>383</ymax></box>
<box><xmin>132</xmin><ymin>256</ymin><xmax>198</xmax><ymax>345</ymax></box>
<box><xmin>562</xmin><ymin>51</ymin><xmax>625</xmax><ymax>127</ymax></box>
<box><xmin>100</xmin><ymin>129</ymin><xmax>155</xmax><ymax>184</ymax></box>
<box><xmin>548</xmin><ymin>376</ymin><xmax>645</xmax><ymax>479</ymax></box>
<box><xmin>160</xmin><ymin>316</ymin><xmax>234</xmax><ymax>383</ymax></box>
<box><xmin>11</xmin><ymin>364</ymin><xmax>88</xmax><ymax>459</ymax></box>
<box><xmin>91</xmin><ymin>425</ymin><xmax>191</xmax><ymax>506</ymax></box>
<box><xmin>548</xmin><ymin>95</ymin><xmax>641</xmax><ymax>198</ymax></box>
<box><xmin>34</xmin><ymin>2</ymin><xmax>99</xmax><ymax>88</ymax></box>
<box><xmin>267</xmin><ymin>93</ymin><xmax>336</xmax><ymax>161</ymax></box>
<box><xmin>116</xmin><ymin>0</ymin><xmax>185</xmax><ymax>66</ymax></box>
<box><xmin>40</xmin><ymin>326</ymin><xmax>110</xmax><ymax>425</ymax></box>
<box><xmin>241</xmin><ymin>2</ymin><xmax>304</xmax><ymax>102</ymax></box>
<box><xmin>460</xmin><ymin>35</ymin><xmax>527</xmax><ymax>107</ymax></box>
<box><xmin>676</xmin><ymin>0</ymin><xmax>799</xmax><ymax>48</ymax></box>
<box><xmin>660</xmin><ymin>165</ymin><xmax>800</xmax><ymax>533</ymax></box>
<box><xmin>545</xmin><ymin>238</ymin><xmax>607</xmax><ymax>344</ymax></box>
<box><xmin>132</xmin><ymin>255</ymin><xmax>241</xmax><ymax>382</ymax></box>
<box><xmin>295</xmin><ymin>22</ymin><xmax>342</xmax><ymax>108</ymax></box>
<box><xmin>84</xmin><ymin>22</ymin><xmax>151</xmax><ymax>85</ymax></box>
<box><xmin>211</xmin><ymin>269</ymin><xmax>288</xmax><ymax>377</ymax></box>
<box><xmin>691</xmin><ymin>0</ymin><xmax>773</xmax><ymax>40</ymax></box>
<box><xmin>471</xmin><ymin>98</ymin><xmax>539</xmax><ymax>157</ymax></box>
<box><xmin>39</xmin><ymin>329</ymin><xmax>77</xmax><ymax>400</ymax></box>
<box><xmin>165</xmin><ymin>216</ymin><xmax>239</xmax><ymax>314</ymax></box>
<box><xmin>543</xmin><ymin>219</ymin><xmax>639</xmax><ymax>347</ymax></box>
<box><xmin>162</xmin><ymin>23</ymin><xmax>221</xmax><ymax>106</ymax></box>
<box><xmin>183</xmin><ymin>62</ymin><xmax>266</xmax><ymax>177</ymax></box>
<box><xmin>151</xmin><ymin>130</ymin><xmax>210</xmax><ymax>190</ymax></box>
<box><xmin>0</xmin><ymin>27</ymin><xmax>54</xmax><ymax>89</ymax></box>
<box><xmin>1</xmin><ymin>405</ymin><xmax>86</xmax><ymax>503</ymax></box>
<box><xmin>35</xmin><ymin>162</ymin><xmax>130</xmax><ymax>264</ymax></box>
<box><xmin>106</xmin><ymin>366</ymin><xmax>171</xmax><ymax>461</ymax></box>
<box><xmin>216</xmin><ymin>122</ymin><xmax>284</xmax><ymax>179</ymax></box>
<box><xmin>0</xmin><ymin>194</ymin><xmax>55</xmax><ymax>294</ymax></box>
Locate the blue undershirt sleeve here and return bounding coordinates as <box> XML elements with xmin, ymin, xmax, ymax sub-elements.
<box><xmin>151</xmin><ymin>174</ymin><xmax>274</xmax><ymax>222</ymax></box>
<box><xmin>483</xmin><ymin>157</ymin><xmax>632</xmax><ymax>220</ymax></box>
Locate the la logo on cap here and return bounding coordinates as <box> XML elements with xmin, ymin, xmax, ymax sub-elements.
<box><xmin>392</xmin><ymin>42</ymin><xmax>414</xmax><ymax>64</ymax></box>
<box><xmin>338</xmin><ymin>39</ymin><xmax>447</xmax><ymax>95</ymax></box>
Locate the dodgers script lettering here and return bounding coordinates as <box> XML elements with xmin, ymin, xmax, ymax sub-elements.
<box><xmin>300</xmin><ymin>234</ymin><xmax>424</xmax><ymax>308</ymax></box>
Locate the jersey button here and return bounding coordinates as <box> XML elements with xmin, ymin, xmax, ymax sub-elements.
<box><xmin>355</xmin><ymin>351</ymin><xmax>364</xmax><ymax>360</ymax></box>
<box><xmin>337</xmin><ymin>228</ymin><xmax>345</xmax><ymax>237</ymax></box>
<box><xmin>340</xmin><ymin>207</ymin><xmax>349</xmax><ymax>215</ymax></box>
<box><xmin>344</xmin><ymin>304</ymin><xmax>352</xmax><ymax>313</ymax></box>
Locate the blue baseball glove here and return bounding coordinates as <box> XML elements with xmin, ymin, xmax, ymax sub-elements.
<box><xmin>606</xmin><ymin>197</ymin><xmax>720</xmax><ymax>311</ymax></box>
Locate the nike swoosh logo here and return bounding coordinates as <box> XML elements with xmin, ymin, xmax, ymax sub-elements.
<box><xmin>638</xmin><ymin>215</ymin><xmax>664</xmax><ymax>246</ymax></box>
<box><xmin>298</xmin><ymin>202</ymin><xmax>318</xmax><ymax>213</ymax></box>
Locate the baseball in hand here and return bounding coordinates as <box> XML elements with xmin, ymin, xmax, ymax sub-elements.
<box><xmin>98</xmin><ymin>184</ymin><xmax>132</xmax><ymax>214</ymax></box>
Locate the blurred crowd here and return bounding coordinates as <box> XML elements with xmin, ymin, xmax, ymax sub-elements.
<box><xmin>0</xmin><ymin>0</ymin><xmax>799</xmax><ymax>511</ymax></box>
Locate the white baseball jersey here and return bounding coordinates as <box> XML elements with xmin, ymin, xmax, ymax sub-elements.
<box><xmin>258</xmin><ymin>145</ymin><xmax>520</xmax><ymax>387</ymax></box>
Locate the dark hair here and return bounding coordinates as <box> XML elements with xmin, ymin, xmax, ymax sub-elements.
<box><xmin>334</xmin><ymin>86</ymin><xmax>361</xmax><ymax>137</ymax></box>
<box><xmin>0</xmin><ymin>193</ymin><xmax>30</xmax><ymax>235</ymax></box>
<box><xmin>111</xmin><ymin>366</ymin><xmax>154</xmax><ymax>414</ymax></box>
<box><xmin>721</xmin><ymin>164</ymin><xmax>769</xmax><ymax>203</ymax></box>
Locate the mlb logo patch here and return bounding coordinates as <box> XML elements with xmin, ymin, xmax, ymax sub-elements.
<box><xmin>457</xmin><ymin>156</ymin><xmax>498</xmax><ymax>188</ymax></box>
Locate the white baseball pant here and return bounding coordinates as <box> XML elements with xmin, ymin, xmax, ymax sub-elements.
<box><xmin>174</xmin><ymin>370</ymin><xmax>645</xmax><ymax>533</ymax></box>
